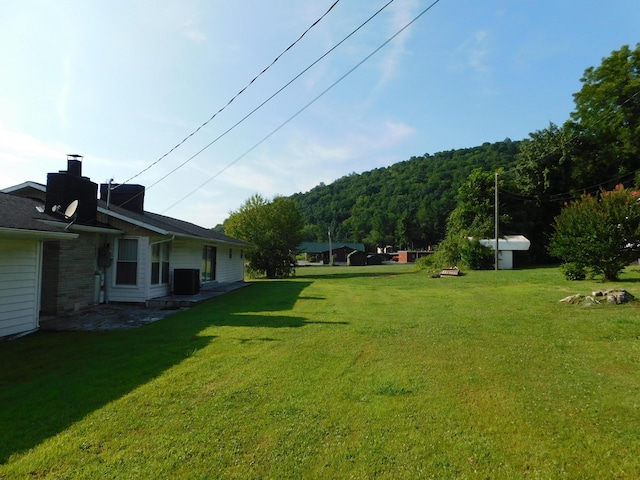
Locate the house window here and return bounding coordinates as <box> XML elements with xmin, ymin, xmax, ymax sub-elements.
<box><xmin>202</xmin><ymin>246</ymin><xmax>216</xmax><ymax>282</ymax></box>
<box><xmin>151</xmin><ymin>243</ymin><xmax>170</xmax><ymax>285</ymax></box>
<box><xmin>240</xmin><ymin>250</ymin><xmax>244</xmax><ymax>259</ymax></box>
<box><xmin>229</xmin><ymin>248</ymin><xmax>233</xmax><ymax>259</ymax></box>
<box><xmin>116</xmin><ymin>238</ymin><xmax>138</xmax><ymax>285</ymax></box>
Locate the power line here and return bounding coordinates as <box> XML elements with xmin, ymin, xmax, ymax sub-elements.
<box><xmin>143</xmin><ymin>0</ymin><xmax>398</xmax><ymax>194</ymax></box>
<box><xmin>160</xmin><ymin>0</ymin><xmax>443</xmax><ymax>214</ymax></box>
<box><xmin>115</xmin><ymin>0</ymin><xmax>341</xmax><ymax>189</ymax></box>
<box><xmin>498</xmin><ymin>89</ymin><xmax>640</xmax><ymax>203</ymax></box>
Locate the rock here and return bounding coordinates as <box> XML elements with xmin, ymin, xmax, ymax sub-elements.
<box><xmin>583</xmin><ymin>296</ymin><xmax>599</xmax><ymax>306</ymax></box>
<box><xmin>560</xmin><ymin>294</ymin><xmax>583</xmax><ymax>304</ymax></box>
<box><xmin>561</xmin><ymin>289</ymin><xmax>634</xmax><ymax>305</ymax></box>
<box><xmin>605</xmin><ymin>289</ymin><xmax>633</xmax><ymax>304</ymax></box>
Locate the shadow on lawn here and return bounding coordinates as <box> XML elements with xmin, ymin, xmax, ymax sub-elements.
<box><xmin>0</xmin><ymin>280</ymin><xmax>313</xmax><ymax>464</ymax></box>
<box><xmin>297</xmin><ymin>269</ymin><xmax>418</xmax><ymax>281</ymax></box>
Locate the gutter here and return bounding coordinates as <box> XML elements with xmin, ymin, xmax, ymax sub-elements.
<box><xmin>0</xmin><ymin>227</ymin><xmax>78</xmax><ymax>240</ymax></box>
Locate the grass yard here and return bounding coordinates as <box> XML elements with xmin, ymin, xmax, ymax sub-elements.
<box><xmin>1</xmin><ymin>265</ymin><xmax>640</xmax><ymax>478</ymax></box>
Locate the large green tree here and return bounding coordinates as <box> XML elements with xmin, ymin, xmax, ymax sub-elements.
<box><xmin>568</xmin><ymin>43</ymin><xmax>640</xmax><ymax>189</ymax></box>
<box><xmin>549</xmin><ymin>185</ymin><xmax>640</xmax><ymax>281</ymax></box>
<box><xmin>433</xmin><ymin>169</ymin><xmax>512</xmax><ymax>268</ymax></box>
<box><xmin>510</xmin><ymin>44</ymin><xmax>640</xmax><ymax>261</ymax></box>
<box><xmin>224</xmin><ymin>194</ymin><xmax>304</xmax><ymax>279</ymax></box>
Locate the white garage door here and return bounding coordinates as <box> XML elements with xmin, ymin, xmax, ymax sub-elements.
<box><xmin>0</xmin><ymin>239</ymin><xmax>41</xmax><ymax>337</ymax></box>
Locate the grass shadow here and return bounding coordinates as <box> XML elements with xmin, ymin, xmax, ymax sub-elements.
<box><xmin>0</xmin><ymin>280</ymin><xmax>313</xmax><ymax>463</ymax></box>
<box><xmin>297</xmin><ymin>269</ymin><xmax>418</xmax><ymax>281</ymax></box>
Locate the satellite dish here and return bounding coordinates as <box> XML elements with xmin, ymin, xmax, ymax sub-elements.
<box><xmin>64</xmin><ymin>200</ymin><xmax>79</xmax><ymax>219</ymax></box>
<box><xmin>52</xmin><ymin>205</ymin><xmax>61</xmax><ymax>213</ymax></box>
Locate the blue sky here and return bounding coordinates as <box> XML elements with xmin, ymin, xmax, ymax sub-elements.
<box><xmin>1</xmin><ymin>0</ymin><xmax>639</xmax><ymax>227</ymax></box>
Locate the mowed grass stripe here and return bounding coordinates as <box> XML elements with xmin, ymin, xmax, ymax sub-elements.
<box><xmin>1</xmin><ymin>265</ymin><xmax>639</xmax><ymax>478</ymax></box>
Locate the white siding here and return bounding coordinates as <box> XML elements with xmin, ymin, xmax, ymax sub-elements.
<box><xmin>171</xmin><ymin>240</ymin><xmax>245</xmax><ymax>285</ymax></box>
<box><xmin>216</xmin><ymin>247</ymin><xmax>245</xmax><ymax>282</ymax></box>
<box><xmin>170</xmin><ymin>239</ymin><xmax>202</xmax><ymax>271</ymax></box>
<box><xmin>0</xmin><ymin>239</ymin><xmax>41</xmax><ymax>337</ymax></box>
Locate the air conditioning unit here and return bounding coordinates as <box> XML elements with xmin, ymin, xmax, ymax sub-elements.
<box><xmin>173</xmin><ymin>269</ymin><xmax>200</xmax><ymax>295</ymax></box>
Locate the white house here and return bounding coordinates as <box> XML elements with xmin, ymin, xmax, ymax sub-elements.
<box><xmin>478</xmin><ymin>235</ymin><xmax>531</xmax><ymax>270</ymax></box>
<box><xmin>0</xmin><ymin>193</ymin><xmax>77</xmax><ymax>337</ymax></box>
<box><xmin>1</xmin><ymin>156</ymin><xmax>252</xmax><ymax>333</ymax></box>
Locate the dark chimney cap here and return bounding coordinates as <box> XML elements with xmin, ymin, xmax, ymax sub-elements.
<box><xmin>66</xmin><ymin>154</ymin><xmax>83</xmax><ymax>177</ymax></box>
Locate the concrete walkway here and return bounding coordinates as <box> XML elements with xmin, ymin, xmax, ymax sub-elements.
<box><xmin>39</xmin><ymin>281</ymin><xmax>250</xmax><ymax>332</ymax></box>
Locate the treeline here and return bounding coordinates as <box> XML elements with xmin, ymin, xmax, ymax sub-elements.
<box><xmin>291</xmin><ymin>139</ymin><xmax>520</xmax><ymax>249</ymax></box>
<box><xmin>289</xmin><ymin>43</ymin><xmax>640</xmax><ymax>265</ymax></box>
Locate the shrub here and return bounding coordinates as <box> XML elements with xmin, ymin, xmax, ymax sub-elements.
<box><xmin>560</xmin><ymin>262</ymin><xmax>587</xmax><ymax>281</ymax></box>
<box><xmin>549</xmin><ymin>185</ymin><xmax>640</xmax><ymax>281</ymax></box>
<box><xmin>461</xmin><ymin>239</ymin><xmax>494</xmax><ymax>270</ymax></box>
<box><xmin>414</xmin><ymin>255</ymin><xmax>434</xmax><ymax>271</ymax></box>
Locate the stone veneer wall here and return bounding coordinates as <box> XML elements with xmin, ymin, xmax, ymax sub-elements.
<box><xmin>41</xmin><ymin>233</ymin><xmax>100</xmax><ymax>314</ymax></box>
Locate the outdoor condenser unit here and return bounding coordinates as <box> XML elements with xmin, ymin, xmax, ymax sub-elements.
<box><xmin>173</xmin><ymin>269</ymin><xmax>200</xmax><ymax>295</ymax></box>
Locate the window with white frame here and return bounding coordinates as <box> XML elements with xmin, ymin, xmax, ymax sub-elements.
<box><xmin>116</xmin><ymin>238</ymin><xmax>138</xmax><ymax>285</ymax></box>
<box><xmin>151</xmin><ymin>242</ymin><xmax>170</xmax><ymax>285</ymax></box>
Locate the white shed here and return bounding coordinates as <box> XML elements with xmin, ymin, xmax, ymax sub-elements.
<box><xmin>478</xmin><ymin>235</ymin><xmax>531</xmax><ymax>270</ymax></box>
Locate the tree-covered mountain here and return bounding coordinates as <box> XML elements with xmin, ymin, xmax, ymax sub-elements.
<box><xmin>290</xmin><ymin>43</ymin><xmax>640</xmax><ymax>262</ymax></box>
<box><xmin>290</xmin><ymin>139</ymin><xmax>520</xmax><ymax>250</ymax></box>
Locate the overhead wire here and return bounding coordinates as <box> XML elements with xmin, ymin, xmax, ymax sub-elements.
<box><xmin>497</xmin><ymin>89</ymin><xmax>640</xmax><ymax>204</ymax></box>
<box><xmin>142</xmin><ymin>0</ymin><xmax>398</xmax><ymax>195</ymax></box>
<box><xmin>114</xmin><ymin>0</ymin><xmax>341</xmax><ymax>189</ymax></box>
<box><xmin>160</xmin><ymin>0</ymin><xmax>443</xmax><ymax>214</ymax></box>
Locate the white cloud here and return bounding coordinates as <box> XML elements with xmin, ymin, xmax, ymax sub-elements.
<box><xmin>56</xmin><ymin>56</ymin><xmax>73</xmax><ymax>126</ymax></box>
<box><xmin>0</xmin><ymin>125</ymin><xmax>70</xmax><ymax>187</ymax></box>
<box><xmin>196</xmin><ymin>118</ymin><xmax>416</xmax><ymax>200</ymax></box>
<box><xmin>467</xmin><ymin>30</ymin><xmax>492</xmax><ymax>75</ymax></box>
<box><xmin>141</xmin><ymin>0</ymin><xmax>206</xmax><ymax>43</ymax></box>
<box><xmin>376</xmin><ymin>0</ymin><xmax>420</xmax><ymax>88</ymax></box>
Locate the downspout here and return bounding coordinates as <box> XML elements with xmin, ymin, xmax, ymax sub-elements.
<box><xmin>149</xmin><ymin>235</ymin><xmax>175</xmax><ymax>247</ymax></box>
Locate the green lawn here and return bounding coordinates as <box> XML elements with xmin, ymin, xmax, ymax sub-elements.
<box><xmin>1</xmin><ymin>265</ymin><xmax>640</xmax><ymax>478</ymax></box>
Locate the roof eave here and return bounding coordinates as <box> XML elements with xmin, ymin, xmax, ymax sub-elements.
<box><xmin>97</xmin><ymin>206</ymin><xmax>169</xmax><ymax>235</ymax></box>
<box><xmin>38</xmin><ymin>219</ymin><xmax>123</xmax><ymax>235</ymax></box>
<box><xmin>167</xmin><ymin>230</ymin><xmax>253</xmax><ymax>248</ymax></box>
<box><xmin>0</xmin><ymin>226</ymin><xmax>78</xmax><ymax>240</ymax></box>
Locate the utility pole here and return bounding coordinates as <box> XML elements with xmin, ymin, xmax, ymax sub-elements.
<box><xmin>328</xmin><ymin>226</ymin><xmax>333</xmax><ymax>266</ymax></box>
<box><xmin>495</xmin><ymin>172</ymin><xmax>499</xmax><ymax>271</ymax></box>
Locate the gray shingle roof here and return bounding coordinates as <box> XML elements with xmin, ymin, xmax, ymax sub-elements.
<box><xmin>0</xmin><ymin>193</ymin><xmax>74</xmax><ymax>234</ymax></box>
<box><xmin>298</xmin><ymin>242</ymin><xmax>364</xmax><ymax>253</ymax></box>
<box><xmin>98</xmin><ymin>200</ymin><xmax>252</xmax><ymax>247</ymax></box>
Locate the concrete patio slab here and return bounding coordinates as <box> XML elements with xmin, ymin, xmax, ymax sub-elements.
<box><xmin>39</xmin><ymin>281</ymin><xmax>250</xmax><ymax>332</ymax></box>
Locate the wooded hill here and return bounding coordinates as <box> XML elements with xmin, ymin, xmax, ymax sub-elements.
<box><xmin>290</xmin><ymin>138</ymin><xmax>520</xmax><ymax>250</ymax></box>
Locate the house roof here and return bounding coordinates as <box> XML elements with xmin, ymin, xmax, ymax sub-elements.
<box><xmin>0</xmin><ymin>181</ymin><xmax>46</xmax><ymax>196</ymax></box>
<box><xmin>0</xmin><ymin>193</ymin><xmax>77</xmax><ymax>240</ymax></box>
<box><xmin>477</xmin><ymin>235</ymin><xmax>531</xmax><ymax>251</ymax></box>
<box><xmin>97</xmin><ymin>201</ymin><xmax>252</xmax><ymax>248</ymax></box>
<box><xmin>3</xmin><ymin>180</ymin><xmax>251</xmax><ymax>247</ymax></box>
<box><xmin>298</xmin><ymin>242</ymin><xmax>365</xmax><ymax>253</ymax></box>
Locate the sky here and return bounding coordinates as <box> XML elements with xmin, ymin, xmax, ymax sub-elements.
<box><xmin>1</xmin><ymin>1</ymin><xmax>639</xmax><ymax>228</ymax></box>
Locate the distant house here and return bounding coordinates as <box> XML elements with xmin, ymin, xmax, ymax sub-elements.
<box><xmin>347</xmin><ymin>250</ymin><xmax>367</xmax><ymax>266</ymax></box>
<box><xmin>396</xmin><ymin>250</ymin><xmax>432</xmax><ymax>263</ymax></box>
<box><xmin>298</xmin><ymin>242</ymin><xmax>365</xmax><ymax>264</ymax></box>
<box><xmin>2</xmin><ymin>155</ymin><xmax>252</xmax><ymax>334</ymax></box>
<box><xmin>0</xmin><ymin>193</ymin><xmax>76</xmax><ymax>337</ymax></box>
<box><xmin>477</xmin><ymin>235</ymin><xmax>531</xmax><ymax>270</ymax></box>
